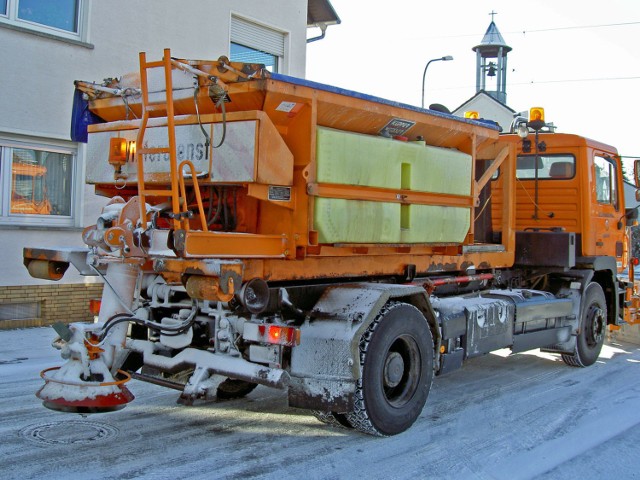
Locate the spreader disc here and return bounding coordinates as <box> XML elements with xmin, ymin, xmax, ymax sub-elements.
<box><xmin>37</xmin><ymin>367</ymin><xmax>135</xmax><ymax>414</ymax></box>
<box><xmin>38</xmin><ymin>386</ymin><xmax>135</xmax><ymax>414</ymax></box>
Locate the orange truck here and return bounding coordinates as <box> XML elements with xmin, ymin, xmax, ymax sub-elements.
<box><xmin>11</xmin><ymin>163</ymin><xmax>51</xmax><ymax>215</ymax></box>
<box><xmin>25</xmin><ymin>49</ymin><xmax>640</xmax><ymax>436</ymax></box>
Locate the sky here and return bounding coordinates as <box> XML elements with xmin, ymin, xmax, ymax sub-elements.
<box><xmin>306</xmin><ymin>0</ymin><xmax>640</xmax><ymax>173</ymax></box>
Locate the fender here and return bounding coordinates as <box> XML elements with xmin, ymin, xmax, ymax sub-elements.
<box><xmin>287</xmin><ymin>282</ymin><xmax>436</xmax><ymax>411</ymax></box>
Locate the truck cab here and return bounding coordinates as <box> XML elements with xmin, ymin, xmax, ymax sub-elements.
<box><xmin>489</xmin><ymin>131</ymin><xmax>627</xmax><ymax>269</ymax></box>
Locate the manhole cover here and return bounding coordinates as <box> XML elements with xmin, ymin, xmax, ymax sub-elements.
<box><xmin>20</xmin><ymin>420</ymin><xmax>119</xmax><ymax>446</ymax></box>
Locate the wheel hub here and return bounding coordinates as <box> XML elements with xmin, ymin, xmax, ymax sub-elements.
<box><xmin>587</xmin><ymin>306</ymin><xmax>605</xmax><ymax>346</ymax></box>
<box><xmin>384</xmin><ymin>351</ymin><xmax>405</xmax><ymax>388</ymax></box>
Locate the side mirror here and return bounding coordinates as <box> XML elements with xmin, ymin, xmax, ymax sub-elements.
<box><xmin>634</xmin><ymin>159</ymin><xmax>640</xmax><ymax>187</ymax></box>
<box><xmin>625</xmin><ymin>207</ymin><xmax>640</xmax><ymax>229</ymax></box>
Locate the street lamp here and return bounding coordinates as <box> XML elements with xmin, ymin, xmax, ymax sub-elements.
<box><xmin>421</xmin><ymin>55</ymin><xmax>453</xmax><ymax>108</ymax></box>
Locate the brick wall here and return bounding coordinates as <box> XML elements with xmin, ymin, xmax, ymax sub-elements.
<box><xmin>0</xmin><ymin>283</ymin><xmax>104</xmax><ymax>330</ymax></box>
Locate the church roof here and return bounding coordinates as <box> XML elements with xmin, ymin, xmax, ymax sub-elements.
<box><xmin>453</xmin><ymin>90</ymin><xmax>516</xmax><ymax>116</ymax></box>
<box><xmin>472</xmin><ymin>21</ymin><xmax>512</xmax><ymax>55</ymax></box>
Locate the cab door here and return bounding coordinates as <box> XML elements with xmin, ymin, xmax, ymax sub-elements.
<box><xmin>591</xmin><ymin>153</ymin><xmax>624</xmax><ymax>269</ymax></box>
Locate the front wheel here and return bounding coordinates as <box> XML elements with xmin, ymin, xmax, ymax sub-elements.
<box><xmin>562</xmin><ymin>282</ymin><xmax>607</xmax><ymax>367</ymax></box>
<box><xmin>346</xmin><ymin>302</ymin><xmax>434</xmax><ymax>436</ymax></box>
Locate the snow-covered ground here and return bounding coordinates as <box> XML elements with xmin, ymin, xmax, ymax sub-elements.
<box><xmin>1</xmin><ymin>326</ymin><xmax>639</xmax><ymax>480</ymax></box>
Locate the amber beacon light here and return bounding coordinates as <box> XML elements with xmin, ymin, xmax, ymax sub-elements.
<box><xmin>528</xmin><ymin>107</ymin><xmax>546</xmax><ymax>131</ymax></box>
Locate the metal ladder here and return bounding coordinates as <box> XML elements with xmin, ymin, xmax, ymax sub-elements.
<box><xmin>135</xmin><ymin>48</ymin><xmax>208</xmax><ymax>233</ymax></box>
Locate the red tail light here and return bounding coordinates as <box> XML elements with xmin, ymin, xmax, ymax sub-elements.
<box><xmin>258</xmin><ymin>324</ymin><xmax>301</xmax><ymax>347</ymax></box>
<box><xmin>89</xmin><ymin>299</ymin><xmax>102</xmax><ymax>316</ymax></box>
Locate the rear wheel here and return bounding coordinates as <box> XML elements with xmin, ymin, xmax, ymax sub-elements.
<box><xmin>562</xmin><ymin>282</ymin><xmax>607</xmax><ymax>367</ymax></box>
<box><xmin>311</xmin><ymin>411</ymin><xmax>353</xmax><ymax>429</ymax></box>
<box><xmin>346</xmin><ymin>302</ymin><xmax>434</xmax><ymax>436</ymax></box>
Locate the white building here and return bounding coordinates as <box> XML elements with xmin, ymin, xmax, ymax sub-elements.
<box><xmin>0</xmin><ymin>0</ymin><xmax>339</xmax><ymax>328</ymax></box>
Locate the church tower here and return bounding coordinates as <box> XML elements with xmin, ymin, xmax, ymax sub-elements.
<box><xmin>473</xmin><ymin>16</ymin><xmax>511</xmax><ymax>104</ymax></box>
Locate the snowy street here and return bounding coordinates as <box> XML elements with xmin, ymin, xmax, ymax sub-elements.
<box><xmin>1</xmin><ymin>326</ymin><xmax>639</xmax><ymax>480</ymax></box>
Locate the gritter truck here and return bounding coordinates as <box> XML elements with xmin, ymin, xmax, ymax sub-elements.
<box><xmin>26</xmin><ymin>50</ymin><xmax>640</xmax><ymax>436</ymax></box>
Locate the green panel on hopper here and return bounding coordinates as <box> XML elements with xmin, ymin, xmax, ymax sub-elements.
<box><xmin>400</xmin><ymin>205</ymin><xmax>470</xmax><ymax>243</ymax></box>
<box><xmin>316</xmin><ymin>128</ymin><xmax>402</xmax><ymax>188</ymax></box>
<box><xmin>406</xmin><ymin>145</ymin><xmax>472</xmax><ymax>196</ymax></box>
<box><xmin>314</xmin><ymin>128</ymin><xmax>472</xmax><ymax>244</ymax></box>
<box><xmin>314</xmin><ymin>198</ymin><xmax>401</xmax><ymax>244</ymax></box>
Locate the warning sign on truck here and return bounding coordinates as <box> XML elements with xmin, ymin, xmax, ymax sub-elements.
<box><xmin>379</xmin><ymin>118</ymin><xmax>416</xmax><ymax>137</ymax></box>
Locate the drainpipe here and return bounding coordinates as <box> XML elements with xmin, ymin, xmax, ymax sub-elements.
<box><xmin>307</xmin><ymin>23</ymin><xmax>328</xmax><ymax>43</ymax></box>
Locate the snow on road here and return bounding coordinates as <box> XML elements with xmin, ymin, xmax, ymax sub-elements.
<box><xmin>1</xmin><ymin>327</ymin><xmax>639</xmax><ymax>480</ymax></box>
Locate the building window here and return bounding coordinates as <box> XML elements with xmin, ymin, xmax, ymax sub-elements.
<box><xmin>0</xmin><ymin>139</ymin><xmax>79</xmax><ymax>227</ymax></box>
<box><xmin>230</xmin><ymin>16</ymin><xmax>285</xmax><ymax>73</ymax></box>
<box><xmin>0</xmin><ymin>0</ymin><xmax>85</xmax><ymax>41</ymax></box>
<box><xmin>230</xmin><ymin>42</ymin><xmax>278</xmax><ymax>71</ymax></box>
<box><xmin>0</xmin><ymin>301</ymin><xmax>40</xmax><ymax>321</ymax></box>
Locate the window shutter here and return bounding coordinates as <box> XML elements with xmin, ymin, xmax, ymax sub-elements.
<box><xmin>231</xmin><ymin>16</ymin><xmax>284</xmax><ymax>57</ymax></box>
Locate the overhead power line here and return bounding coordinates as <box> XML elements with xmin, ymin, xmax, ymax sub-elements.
<box><xmin>513</xmin><ymin>75</ymin><xmax>640</xmax><ymax>85</ymax></box>
<box><xmin>432</xmin><ymin>75</ymin><xmax>640</xmax><ymax>92</ymax></box>
<box><xmin>416</xmin><ymin>20</ymin><xmax>640</xmax><ymax>40</ymax></box>
<box><xmin>514</xmin><ymin>21</ymin><xmax>640</xmax><ymax>35</ymax></box>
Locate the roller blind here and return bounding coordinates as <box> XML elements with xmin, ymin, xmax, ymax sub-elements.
<box><xmin>231</xmin><ymin>16</ymin><xmax>285</xmax><ymax>57</ymax></box>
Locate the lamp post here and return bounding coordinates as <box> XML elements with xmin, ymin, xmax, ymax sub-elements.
<box><xmin>421</xmin><ymin>55</ymin><xmax>453</xmax><ymax>108</ymax></box>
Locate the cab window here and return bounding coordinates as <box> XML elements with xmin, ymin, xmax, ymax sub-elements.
<box><xmin>516</xmin><ymin>154</ymin><xmax>575</xmax><ymax>180</ymax></box>
<box><xmin>594</xmin><ymin>155</ymin><xmax>618</xmax><ymax>209</ymax></box>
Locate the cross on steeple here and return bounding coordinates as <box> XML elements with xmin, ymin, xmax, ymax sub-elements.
<box><xmin>489</xmin><ymin>10</ymin><xmax>497</xmax><ymax>22</ymax></box>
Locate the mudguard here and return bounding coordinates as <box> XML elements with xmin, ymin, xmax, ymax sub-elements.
<box><xmin>287</xmin><ymin>283</ymin><xmax>433</xmax><ymax>411</ymax></box>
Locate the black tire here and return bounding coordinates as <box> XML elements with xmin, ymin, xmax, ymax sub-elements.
<box><xmin>216</xmin><ymin>378</ymin><xmax>258</xmax><ymax>400</ymax></box>
<box><xmin>562</xmin><ymin>282</ymin><xmax>607</xmax><ymax>367</ymax></box>
<box><xmin>346</xmin><ymin>302</ymin><xmax>435</xmax><ymax>436</ymax></box>
<box><xmin>122</xmin><ymin>324</ymin><xmax>147</xmax><ymax>373</ymax></box>
<box><xmin>121</xmin><ymin>351</ymin><xmax>144</xmax><ymax>373</ymax></box>
<box><xmin>311</xmin><ymin>411</ymin><xmax>354</xmax><ymax>429</ymax></box>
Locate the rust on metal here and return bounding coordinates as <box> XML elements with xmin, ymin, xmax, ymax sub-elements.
<box><xmin>185</xmin><ymin>275</ymin><xmax>236</xmax><ymax>302</ymax></box>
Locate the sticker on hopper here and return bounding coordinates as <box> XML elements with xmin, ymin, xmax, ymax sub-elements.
<box><xmin>380</xmin><ymin>118</ymin><xmax>415</xmax><ymax>137</ymax></box>
<box><xmin>276</xmin><ymin>101</ymin><xmax>297</xmax><ymax>113</ymax></box>
<box><xmin>268</xmin><ymin>186</ymin><xmax>291</xmax><ymax>201</ymax></box>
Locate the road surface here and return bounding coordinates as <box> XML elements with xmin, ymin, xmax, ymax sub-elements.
<box><xmin>1</xmin><ymin>327</ymin><xmax>639</xmax><ymax>479</ymax></box>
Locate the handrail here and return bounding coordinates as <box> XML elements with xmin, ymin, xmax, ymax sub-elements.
<box><xmin>178</xmin><ymin>160</ymin><xmax>208</xmax><ymax>232</ymax></box>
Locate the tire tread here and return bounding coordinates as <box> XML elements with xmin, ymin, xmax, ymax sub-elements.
<box><xmin>561</xmin><ymin>282</ymin><xmax>606</xmax><ymax>368</ymax></box>
<box><xmin>346</xmin><ymin>301</ymin><xmax>435</xmax><ymax>436</ymax></box>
